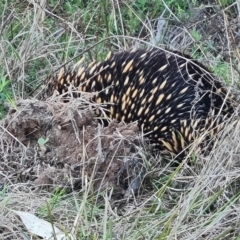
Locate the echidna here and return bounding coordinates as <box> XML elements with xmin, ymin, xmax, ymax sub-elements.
<box><xmin>42</xmin><ymin>48</ymin><xmax>237</xmax><ymax>160</ymax></box>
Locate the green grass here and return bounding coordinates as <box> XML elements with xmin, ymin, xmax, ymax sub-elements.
<box><xmin>0</xmin><ymin>0</ymin><xmax>196</xmax><ymax>99</ymax></box>
<box><xmin>1</xmin><ymin>0</ymin><xmax>236</xmax><ymax>99</ymax></box>
<box><xmin>0</xmin><ymin>72</ymin><xmax>15</xmax><ymax>119</ymax></box>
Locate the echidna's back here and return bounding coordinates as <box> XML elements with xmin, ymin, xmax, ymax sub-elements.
<box><xmin>43</xmin><ymin>48</ymin><xmax>236</xmax><ymax>159</ymax></box>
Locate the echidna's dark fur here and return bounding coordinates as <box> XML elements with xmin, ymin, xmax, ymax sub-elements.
<box><xmin>42</xmin><ymin>48</ymin><xmax>237</xmax><ymax>160</ymax></box>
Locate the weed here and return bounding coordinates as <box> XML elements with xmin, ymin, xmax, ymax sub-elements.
<box><xmin>38</xmin><ymin>137</ymin><xmax>49</xmax><ymax>146</ymax></box>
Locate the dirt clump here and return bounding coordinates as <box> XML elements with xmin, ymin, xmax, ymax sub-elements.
<box><xmin>0</xmin><ymin>98</ymin><xmax>145</xmax><ymax>199</ymax></box>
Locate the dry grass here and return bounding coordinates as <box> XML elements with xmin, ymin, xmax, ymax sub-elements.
<box><xmin>1</xmin><ymin>0</ymin><xmax>240</xmax><ymax>239</ymax></box>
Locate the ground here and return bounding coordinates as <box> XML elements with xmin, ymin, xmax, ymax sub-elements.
<box><xmin>1</xmin><ymin>95</ymin><xmax>240</xmax><ymax>239</ymax></box>
<box><xmin>0</xmin><ymin>98</ymin><xmax>148</xmax><ymax>200</ymax></box>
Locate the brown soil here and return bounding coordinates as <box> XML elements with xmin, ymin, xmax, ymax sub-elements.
<box><xmin>0</xmin><ymin>98</ymin><xmax>147</xmax><ymax>200</ymax></box>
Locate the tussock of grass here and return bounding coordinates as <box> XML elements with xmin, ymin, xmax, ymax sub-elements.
<box><xmin>1</xmin><ymin>0</ymin><xmax>240</xmax><ymax>239</ymax></box>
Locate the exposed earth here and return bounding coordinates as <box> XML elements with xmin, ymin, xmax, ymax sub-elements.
<box><xmin>0</xmin><ymin>98</ymin><xmax>152</xmax><ymax>202</ymax></box>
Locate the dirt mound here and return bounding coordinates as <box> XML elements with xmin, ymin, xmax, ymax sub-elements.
<box><xmin>0</xmin><ymin>98</ymin><xmax>147</xmax><ymax>199</ymax></box>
